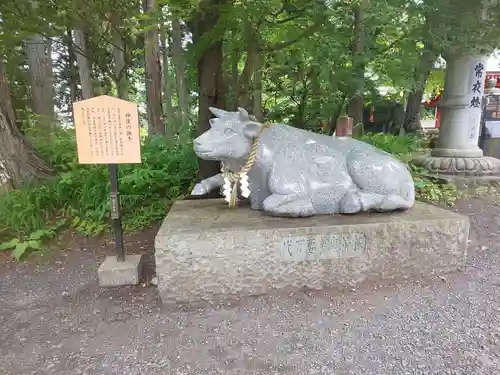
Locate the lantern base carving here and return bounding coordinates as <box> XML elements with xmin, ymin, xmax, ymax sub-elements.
<box><xmin>412</xmin><ymin>155</ymin><xmax>500</xmax><ymax>176</ymax></box>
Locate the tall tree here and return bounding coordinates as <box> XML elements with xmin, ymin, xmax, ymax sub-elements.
<box><xmin>74</xmin><ymin>27</ymin><xmax>94</xmax><ymax>100</ymax></box>
<box><xmin>171</xmin><ymin>12</ymin><xmax>190</xmax><ymax>137</ymax></box>
<box><xmin>24</xmin><ymin>0</ymin><xmax>55</xmax><ymax>127</ymax></box>
<box><xmin>144</xmin><ymin>0</ymin><xmax>165</xmax><ymax>135</ymax></box>
<box><xmin>160</xmin><ymin>10</ymin><xmax>175</xmax><ymax>135</ymax></box>
<box><xmin>189</xmin><ymin>0</ymin><xmax>229</xmax><ymax>180</ymax></box>
<box><xmin>403</xmin><ymin>48</ymin><xmax>439</xmax><ymax>132</ymax></box>
<box><xmin>110</xmin><ymin>9</ymin><xmax>129</xmax><ymax>99</ymax></box>
<box><xmin>65</xmin><ymin>28</ymin><xmax>79</xmax><ymax>108</ymax></box>
<box><xmin>252</xmin><ymin>54</ymin><xmax>264</xmax><ymax>121</ymax></box>
<box><xmin>347</xmin><ymin>0</ymin><xmax>366</xmax><ymax>136</ymax></box>
<box><xmin>0</xmin><ymin>60</ymin><xmax>53</xmax><ymax>192</ymax></box>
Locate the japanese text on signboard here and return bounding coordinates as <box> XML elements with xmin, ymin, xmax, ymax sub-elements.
<box><xmin>73</xmin><ymin>96</ymin><xmax>141</xmax><ymax>164</ymax></box>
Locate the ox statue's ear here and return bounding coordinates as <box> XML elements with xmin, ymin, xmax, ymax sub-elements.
<box><xmin>209</xmin><ymin>118</ymin><xmax>217</xmax><ymax>128</ymax></box>
<box><xmin>243</xmin><ymin>121</ymin><xmax>262</xmax><ymax>139</ymax></box>
<box><xmin>209</xmin><ymin>107</ymin><xmax>229</xmax><ymax>118</ymax></box>
<box><xmin>237</xmin><ymin>107</ymin><xmax>249</xmax><ymax>120</ymax></box>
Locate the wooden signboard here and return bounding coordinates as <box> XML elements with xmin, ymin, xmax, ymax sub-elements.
<box><xmin>73</xmin><ymin>95</ymin><xmax>141</xmax><ymax>164</ymax></box>
<box><xmin>72</xmin><ymin>95</ymin><xmax>142</xmax><ymax>263</ymax></box>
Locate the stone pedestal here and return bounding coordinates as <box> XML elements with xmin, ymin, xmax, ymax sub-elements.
<box><xmin>413</xmin><ymin>53</ymin><xmax>500</xmax><ymax>176</ymax></box>
<box><xmin>154</xmin><ymin>199</ymin><xmax>469</xmax><ymax>304</ymax></box>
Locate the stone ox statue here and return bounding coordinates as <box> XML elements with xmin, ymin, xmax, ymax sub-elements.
<box><xmin>191</xmin><ymin>107</ymin><xmax>415</xmax><ymax>217</ymax></box>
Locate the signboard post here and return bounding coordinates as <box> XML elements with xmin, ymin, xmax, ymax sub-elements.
<box><xmin>109</xmin><ymin>164</ymin><xmax>124</xmax><ymax>261</ymax></box>
<box><xmin>73</xmin><ymin>95</ymin><xmax>143</xmax><ymax>286</ymax></box>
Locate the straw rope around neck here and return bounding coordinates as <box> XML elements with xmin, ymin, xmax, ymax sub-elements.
<box><xmin>222</xmin><ymin>123</ymin><xmax>272</xmax><ymax>207</ymax></box>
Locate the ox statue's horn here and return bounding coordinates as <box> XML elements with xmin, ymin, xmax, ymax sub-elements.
<box><xmin>209</xmin><ymin>107</ymin><xmax>230</xmax><ymax>118</ymax></box>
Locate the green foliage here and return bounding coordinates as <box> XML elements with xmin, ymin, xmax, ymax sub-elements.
<box><xmin>0</xmin><ymin>131</ymin><xmax>198</xmax><ymax>259</ymax></box>
<box><xmin>410</xmin><ymin>165</ymin><xmax>460</xmax><ymax>207</ymax></box>
<box><xmin>0</xmin><ymin>223</ymin><xmax>62</xmax><ymax>260</ymax></box>
<box><xmin>358</xmin><ymin>132</ymin><xmax>423</xmax><ymax>156</ymax></box>
<box><xmin>25</xmin><ymin>127</ymin><xmax>79</xmax><ymax>172</ymax></box>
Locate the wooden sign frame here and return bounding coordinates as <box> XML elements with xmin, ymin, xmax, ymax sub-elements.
<box><xmin>73</xmin><ymin>95</ymin><xmax>142</xmax><ymax>164</ymax></box>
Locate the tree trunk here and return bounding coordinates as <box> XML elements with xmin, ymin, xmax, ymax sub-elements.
<box><xmin>189</xmin><ymin>0</ymin><xmax>228</xmax><ymax>181</ymax></box>
<box><xmin>348</xmin><ymin>0</ymin><xmax>366</xmax><ymax>136</ymax></box>
<box><xmin>171</xmin><ymin>13</ymin><xmax>190</xmax><ymax>138</ymax></box>
<box><xmin>0</xmin><ymin>61</ymin><xmax>53</xmax><ymax>192</ymax></box>
<box><xmin>238</xmin><ymin>23</ymin><xmax>259</xmax><ymax>110</ymax></box>
<box><xmin>111</xmin><ymin>10</ymin><xmax>129</xmax><ymax>100</ymax></box>
<box><xmin>252</xmin><ymin>54</ymin><xmax>264</xmax><ymax>121</ymax></box>
<box><xmin>160</xmin><ymin>10</ymin><xmax>175</xmax><ymax>136</ymax></box>
<box><xmin>74</xmin><ymin>27</ymin><xmax>94</xmax><ymax>100</ymax></box>
<box><xmin>230</xmin><ymin>41</ymin><xmax>240</xmax><ymax>110</ymax></box>
<box><xmin>403</xmin><ymin>49</ymin><xmax>439</xmax><ymax>132</ymax></box>
<box><xmin>144</xmin><ymin>0</ymin><xmax>165</xmax><ymax>135</ymax></box>
<box><xmin>25</xmin><ymin>30</ymin><xmax>55</xmax><ymax>127</ymax></box>
<box><xmin>326</xmin><ymin>94</ymin><xmax>347</xmax><ymax>136</ymax></box>
<box><xmin>66</xmin><ymin>28</ymin><xmax>78</xmax><ymax>107</ymax></box>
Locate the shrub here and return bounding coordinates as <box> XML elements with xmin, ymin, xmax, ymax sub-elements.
<box><xmin>358</xmin><ymin>132</ymin><xmax>423</xmax><ymax>156</ymax></box>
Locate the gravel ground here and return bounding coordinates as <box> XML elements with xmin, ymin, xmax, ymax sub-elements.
<box><xmin>1</xmin><ymin>198</ymin><xmax>500</xmax><ymax>375</ymax></box>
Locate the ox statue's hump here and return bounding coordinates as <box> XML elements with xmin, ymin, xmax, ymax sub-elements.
<box><xmin>259</xmin><ymin>122</ymin><xmax>392</xmax><ymax>160</ymax></box>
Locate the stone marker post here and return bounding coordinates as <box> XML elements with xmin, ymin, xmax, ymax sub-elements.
<box><xmin>335</xmin><ymin>116</ymin><xmax>353</xmax><ymax>137</ymax></box>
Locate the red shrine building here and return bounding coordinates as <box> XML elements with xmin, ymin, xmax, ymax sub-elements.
<box><xmin>422</xmin><ymin>70</ymin><xmax>500</xmax><ymax>129</ymax></box>
<box><xmin>486</xmin><ymin>71</ymin><xmax>500</xmax><ymax>88</ymax></box>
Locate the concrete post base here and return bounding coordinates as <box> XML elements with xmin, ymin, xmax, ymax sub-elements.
<box><xmin>97</xmin><ymin>255</ymin><xmax>143</xmax><ymax>287</ymax></box>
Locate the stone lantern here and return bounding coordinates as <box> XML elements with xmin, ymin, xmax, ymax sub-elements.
<box><xmin>413</xmin><ymin>54</ymin><xmax>500</xmax><ymax>179</ymax></box>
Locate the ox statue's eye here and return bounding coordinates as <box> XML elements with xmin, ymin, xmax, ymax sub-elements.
<box><xmin>222</xmin><ymin>128</ymin><xmax>236</xmax><ymax>136</ymax></box>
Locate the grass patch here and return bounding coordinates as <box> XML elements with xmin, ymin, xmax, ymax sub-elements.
<box><xmin>0</xmin><ymin>130</ymin><xmax>198</xmax><ymax>259</ymax></box>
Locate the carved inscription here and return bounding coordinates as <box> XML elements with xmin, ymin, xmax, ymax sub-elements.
<box><xmin>280</xmin><ymin>232</ymin><xmax>366</xmax><ymax>261</ymax></box>
<box><xmin>470</xmin><ymin>61</ymin><xmax>484</xmax><ymax>108</ymax></box>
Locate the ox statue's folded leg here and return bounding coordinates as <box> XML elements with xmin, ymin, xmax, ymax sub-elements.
<box><xmin>339</xmin><ymin>189</ymin><xmax>413</xmax><ymax>214</ymax></box>
<box><xmin>343</xmin><ymin>148</ymin><xmax>415</xmax><ymax>213</ymax></box>
<box><xmin>262</xmin><ymin>162</ymin><xmax>316</xmax><ymax>217</ymax></box>
<box><xmin>263</xmin><ymin>194</ymin><xmax>316</xmax><ymax>217</ymax></box>
<box><xmin>191</xmin><ymin>173</ymin><xmax>224</xmax><ymax>196</ymax></box>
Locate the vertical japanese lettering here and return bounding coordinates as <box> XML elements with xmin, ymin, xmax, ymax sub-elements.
<box><xmin>475</xmin><ymin>62</ymin><xmax>484</xmax><ymax>78</ymax></box>
<box><xmin>472</xmin><ymin>80</ymin><xmax>482</xmax><ymax>94</ymax></box>
<box><xmin>108</xmin><ymin>108</ymin><xmax>116</xmax><ymax>156</ymax></box>
<box><xmin>469</xmin><ymin>62</ymin><xmax>484</xmax><ymax>108</ymax></box>
<box><xmin>470</xmin><ymin>62</ymin><xmax>484</xmax><ymax>108</ymax></box>
<box><xmin>82</xmin><ymin>108</ymin><xmax>94</xmax><ymax>156</ymax></box>
<box><xmin>105</xmin><ymin>108</ymin><xmax>113</xmax><ymax>156</ymax></box>
<box><xmin>125</xmin><ymin>112</ymin><xmax>133</xmax><ymax>141</ymax></box>
<box><xmin>307</xmin><ymin>237</ymin><xmax>317</xmax><ymax>256</ymax></box>
<box><xmin>97</xmin><ymin>107</ymin><xmax>109</xmax><ymax>157</ymax></box>
<box><xmin>283</xmin><ymin>238</ymin><xmax>294</xmax><ymax>257</ymax></box>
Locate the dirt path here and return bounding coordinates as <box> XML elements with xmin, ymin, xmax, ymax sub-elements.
<box><xmin>1</xmin><ymin>199</ymin><xmax>499</xmax><ymax>375</ymax></box>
